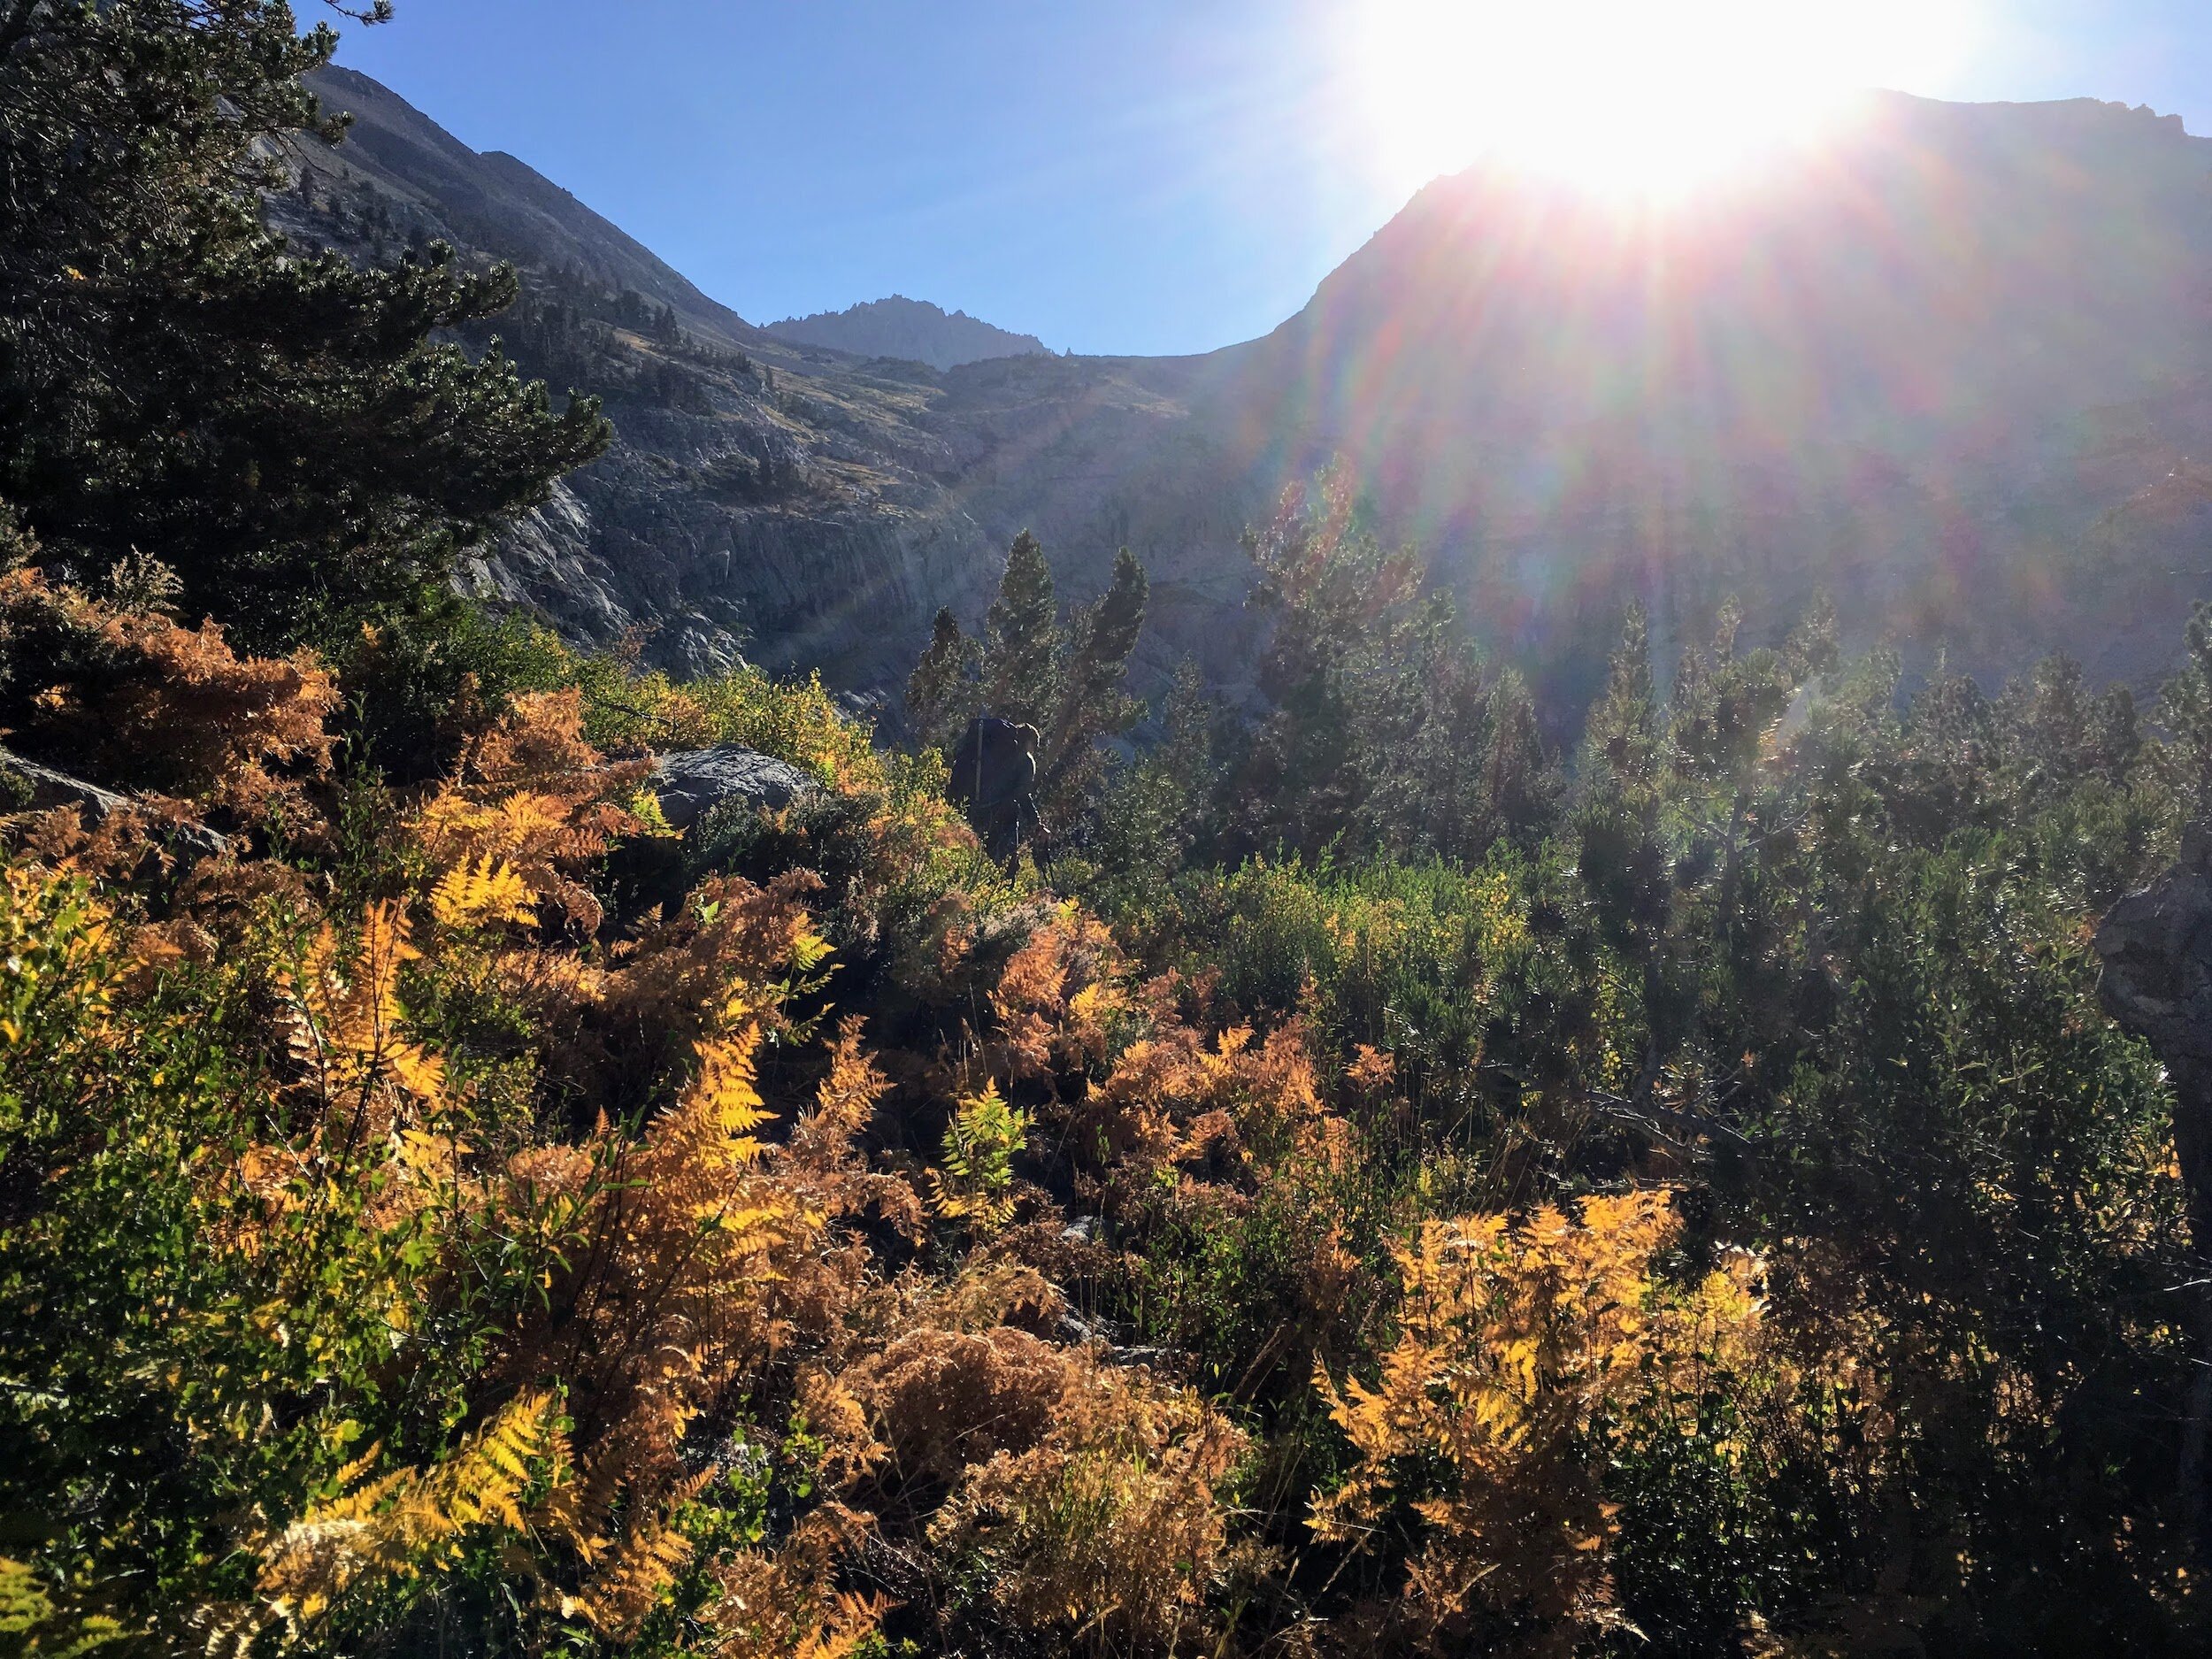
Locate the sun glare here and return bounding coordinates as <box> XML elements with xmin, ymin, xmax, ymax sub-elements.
<box><xmin>1350</xmin><ymin>0</ymin><xmax>1978</xmax><ymax>200</ymax></box>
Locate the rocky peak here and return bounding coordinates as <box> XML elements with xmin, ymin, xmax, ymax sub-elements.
<box><xmin>766</xmin><ymin>296</ymin><xmax>1049</xmax><ymax>371</ymax></box>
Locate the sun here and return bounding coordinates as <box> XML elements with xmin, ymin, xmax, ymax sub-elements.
<box><xmin>1348</xmin><ymin>0</ymin><xmax>1978</xmax><ymax>200</ymax></box>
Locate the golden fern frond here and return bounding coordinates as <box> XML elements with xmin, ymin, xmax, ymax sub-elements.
<box><xmin>794</xmin><ymin>1593</ymin><xmax>890</xmax><ymax>1659</ymax></box>
<box><xmin>790</xmin><ymin>925</ymin><xmax>834</xmax><ymax>973</ymax></box>
<box><xmin>694</xmin><ymin>1037</ymin><xmax>772</xmax><ymax>1142</ymax></box>
<box><xmin>1306</xmin><ymin>1191</ymin><xmax>1767</xmax><ymax>1646</ymax></box>
<box><xmin>410</xmin><ymin>789</ymin><xmax>502</xmax><ymax>863</ymax></box>
<box><xmin>0</xmin><ymin>1555</ymin><xmax>128</xmax><ymax>1657</ymax></box>
<box><xmin>283</xmin><ymin>902</ymin><xmax>443</xmax><ymax>1112</ymax></box>
<box><xmin>430</xmin><ymin>854</ymin><xmax>536</xmax><ymax>930</ymax></box>
<box><xmin>709</xmin><ymin>1508</ymin><xmax>882</xmax><ymax>1659</ymax></box>
<box><xmin>783</xmin><ymin>1018</ymin><xmax>921</xmax><ymax>1234</ymax></box>
<box><xmin>565</xmin><ymin>1514</ymin><xmax>695</xmax><ymax>1640</ymax></box>
<box><xmin>194</xmin><ymin>1609</ymin><xmax>263</xmax><ymax>1659</ymax></box>
<box><xmin>789</xmin><ymin>1018</ymin><xmax>887</xmax><ymax>1171</ymax></box>
<box><xmin>620</xmin><ymin>1005</ymin><xmax>795</xmax><ymax>1275</ymax></box>
<box><xmin>929</xmin><ymin>1080</ymin><xmax>1027</xmax><ymax>1233</ymax></box>
<box><xmin>257</xmin><ymin>1392</ymin><xmax>572</xmax><ymax>1626</ymax></box>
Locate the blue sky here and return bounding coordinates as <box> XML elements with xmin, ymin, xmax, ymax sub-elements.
<box><xmin>326</xmin><ymin>2</ymin><xmax>2212</xmax><ymax>357</ymax></box>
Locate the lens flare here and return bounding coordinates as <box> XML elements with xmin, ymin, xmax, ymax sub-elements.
<box><xmin>1349</xmin><ymin>0</ymin><xmax>1979</xmax><ymax>199</ymax></box>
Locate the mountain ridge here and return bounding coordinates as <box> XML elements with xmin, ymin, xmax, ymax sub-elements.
<box><xmin>296</xmin><ymin>65</ymin><xmax>762</xmax><ymax>349</ymax></box>
<box><xmin>281</xmin><ymin>68</ymin><xmax>2212</xmax><ymax>721</ymax></box>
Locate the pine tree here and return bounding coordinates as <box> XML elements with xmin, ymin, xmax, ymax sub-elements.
<box><xmin>2157</xmin><ymin>607</ymin><xmax>2212</xmax><ymax>822</ymax></box>
<box><xmin>1061</xmin><ymin>548</ymin><xmax>1148</xmax><ymax>737</ymax></box>
<box><xmin>1586</xmin><ymin>602</ymin><xmax>1662</xmax><ymax>792</ymax></box>
<box><xmin>910</xmin><ymin>534</ymin><xmax>1151</xmax><ymax>847</ymax></box>
<box><xmin>983</xmin><ymin>530</ymin><xmax>1062</xmax><ymax>729</ymax></box>
<box><xmin>1479</xmin><ymin>666</ymin><xmax>1555</xmax><ymax>849</ymax></box>
<box><xmin>1225</xmin><ymin>479</ymin><xmax>1403</xmax><ymax>858</ymax></box>
<box><xmin>1221</xmin><ymin>472</ymin><xmax>1530</xmax><ymax>864</ymax></box>
<box><xmin>905</xmin><ymin>605</ymin><xmax>979</xmax><ymax>746</ymax></box>
<box><xmin>1090</xmin><ymin>659</ymin><xmax>1219</xmax><ymax>886</ymax></box>
<box><xmin>2091</xmin><ymin>683</ymin><xmax>2141</xmax><ymax>782</ymax></box>
<box><xmin>1037</xmin><ymin>546</ymin><xmax>1147</xmax><ymax>810</ymax></box>
<box><xmin>1577</xmin><ymin>604</ymin><xmax>1675</xmax><ymax>975</ymax></box>
<box><xmin>0</xmin><ymin>0</ymin><xmax>610</xmax><ymax>653</ymax></box>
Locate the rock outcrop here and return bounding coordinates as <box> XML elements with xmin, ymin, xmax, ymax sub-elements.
<box><xmin>0</xmin><ymin>749</ymin><xmax>229</xmax><ymax>859</ymax></box>
<box><xmin>650</xmin><ymin>746</ymin><xmax>817</xmax><ymax>833</ymax></box>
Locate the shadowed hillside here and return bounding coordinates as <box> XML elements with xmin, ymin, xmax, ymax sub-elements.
<box><xmin>1222</xmin><ymin>93</ymin><xmax>2212</xmax><ymax>710</ymax></box>
<box><xmin>284</xmin><ymin>70</ymin><xmax>2212</xmax><ymax>718</ymax></box>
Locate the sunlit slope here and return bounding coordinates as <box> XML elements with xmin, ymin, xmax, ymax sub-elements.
<box><xmin>1200</xmin><ymin>92</ymin><xmax>2212</xmax><ymax>703</ymax></box>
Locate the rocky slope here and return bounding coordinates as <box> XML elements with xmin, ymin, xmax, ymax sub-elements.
<box><xmin>767</xmin><ymin>296</ymin><xmax>1050</xmax><ymax>371</ymax></box>
<box><xmin>280</xmin><ymin>68</ymin><xmax>2212</xmax><ymax>722</ymax></box>
<box><xmin>287</xmin><ymin>67</ymin><xmax>754</xmax><ymax>346</ymax></box>
<box><xmin>1233</xmin><ymin>94</ymin><xmax>2212</xmax><ymax>708</ymax></box>
<box><xmin>276</xmin><ymin>68</ymin><xmax>1033</xmax><ymax>693</ymax></box>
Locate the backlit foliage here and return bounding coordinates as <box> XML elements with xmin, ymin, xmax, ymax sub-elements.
<box><xmin>431</xmin><ymin>853</ymin><xmax>537</xmax><ymax>930</ymax></box>
<box><xmin>0</xmin><ymin>557</ymin><xmax>337</xmax><ymax>823</ymax></box>
<box><xmin>931</xmin><ymin>1080</ymin><xmax>1031</xmax><ymax>1233</ymax></box>
<box><xmin>928</xmin><ymin>1350</ymin><xmax>1246</xmax><ymax>1650</ymax></box>
<box><xmin>283</xmin><ymin>900</ymin><xmax>446</xmax><ymax>1123</ymax></box>
<box><xmin>566</xmin><ymin>654</ymin><xmax>887</xmax><ymax>793</ymax></box>
<box><xmin>412</xmin><ymin>687</ymin><xmax>652</xmax><ymax>931</ymax></box>
<box><xmin>0</xmin><ymin>567</ymin><xmax>1272</xmax><ymax>1656</ymax></box>
<box><xmin>1312</xmin><ymin>1194</ymin><xmax>1768</xmax><ymax>1654</ymax></box>
<box><xmin>253</xmin><ymin>1391</ymin><xmax>574</xmax><ymax>1635</ymax></box>
<box><xmin>2</xmin><ymin>511</ymin><xmax>2206</xmax><ymax>1659</ymax></box>
<box><xmin>22</xmin><ymin>4</ymin><xmax>2208</xmax><ymax>1644</ymax></box>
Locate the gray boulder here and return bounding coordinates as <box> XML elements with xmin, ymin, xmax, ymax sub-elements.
<box><xmin>650</xmin><ymin>745</ymin><xmax>816</xmax><ymax>833</ymax></box>
<box><xmin>0</xmin><ymin>747</ymin><xmax>228</xmax><ymax>859</ymax></box>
